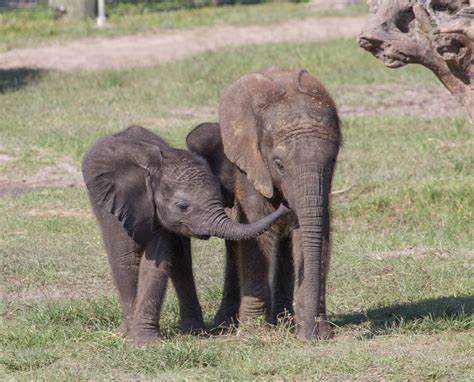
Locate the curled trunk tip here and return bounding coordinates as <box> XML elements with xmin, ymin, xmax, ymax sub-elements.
<box><xmin>203</xmin><ymin>204</ymin><xmax>291</xmax><ymax>241</ymax></box>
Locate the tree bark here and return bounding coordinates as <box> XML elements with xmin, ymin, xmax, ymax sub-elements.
<box><xmin>358</xmin><ymin>0</ymin><xmax>473</xmax><ymax>130</ymax></box>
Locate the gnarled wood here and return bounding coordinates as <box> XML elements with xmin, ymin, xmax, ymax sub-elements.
<box><xmin>358</xmin><ymin>0</ymin><xmax>473</xmax><ymax>129</ymax></box>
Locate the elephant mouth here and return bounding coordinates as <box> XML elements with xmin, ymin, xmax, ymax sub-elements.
<box><xmin>195</xmin><ymin>234</ymin><xmax>210</xmax><ymax>240</ymax></box>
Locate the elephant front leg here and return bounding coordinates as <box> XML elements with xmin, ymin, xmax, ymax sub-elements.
<box><xmin>170</xmin><ymin>236</ymin><xmax>207</xmax><ymax>334</ymax></box>
<box><xmin>214</xmin><ymin>240</ymin><xmax>241</xmax><ymax>327</ymax></box>
<box><xmin>293</xmin><ymin>229</ymin><xmax>334</xmax><ymax>340</ymax></box>
<box><xmin>128</xmin><ymin>235</ymin><xmax>173</xmax><ymax>346</ymax></box>
<box><xmin>237</xmin><ymin>238</ymin><xmax>271</xmax><ymax>328</ymax></box>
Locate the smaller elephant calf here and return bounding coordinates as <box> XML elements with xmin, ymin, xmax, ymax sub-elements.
<box><xmin>82</xmin><ymin>125</ymin><xmax>289</xmax><ymax>346</ymax></box>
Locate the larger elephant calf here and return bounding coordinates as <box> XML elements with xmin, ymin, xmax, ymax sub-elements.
<box><xmin>187</xmin><ymin>67</ymin><xmax>341</xmax><ymax>342</ymax></box>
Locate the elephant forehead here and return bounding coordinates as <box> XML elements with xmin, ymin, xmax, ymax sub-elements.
<box><xmin>270</xmin><ymin>112</ymin><xmax>340</xmax><ymax>144</ymax></box>
<box><xmin>164</xmin><ymin>167</ymin><xmax>214</xmax><ymax>187</ymax></box>
<box><xmin>162</xmin><ymin>155</ymin><xmax>215</xmax><ymax>186</ymax></box>
<box><xmin>273</xmin><ymin>125</ymin><xmax>340</xmax><ymax>144</ymax></box>
<box><xmin>265</xmin><ymin>96</ymin><xmax>340</xmax><ymax>144</ymax></box>
<box><xmin>280</xmin><ymin>137</ymin><xmax>338</xmax><ymax>159</ymax></box>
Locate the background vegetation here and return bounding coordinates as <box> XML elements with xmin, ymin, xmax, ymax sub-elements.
<box><xmin>0</xmin><ymin>1</ymin><xmax>367</xmax><ymax>51</ymax></box>
<box><xmin>0</xmin><ymin>2</ymin><xmax>472</xmax><ymax>380</ymax></box>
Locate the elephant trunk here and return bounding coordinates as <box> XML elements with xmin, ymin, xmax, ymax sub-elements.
<box><xmin>294</xmin><ymin>171</ymin><xmax>327</xmax><ymax>341</ymax></box>
<box><xmin>199</xmin><ymin>204</ymin><xmax>290</xmax><ymax>241</ymax></box>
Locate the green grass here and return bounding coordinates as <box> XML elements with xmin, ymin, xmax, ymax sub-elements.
<box><xmin>1</xmin><ymin>34</ymin><xmax>473</xmax><ymax>379</ymax></box>
<box><xmin>0</xmin><ymin>1</ymin><xmax>367</xmax><ymax>51</ymax></box>
<box><xmin>1</xmin><ymin>114</ymin><xmax>473</xmax><ymax>379</ymax></box>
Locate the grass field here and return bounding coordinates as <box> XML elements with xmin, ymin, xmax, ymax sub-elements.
<box><xmin>1</xmin><ymin>12</ymin><xmax>473</xmax><ymax>380</ymax></box>
<box><xmin>0</xmin><ymin>1</ymin><xmax>368</xmax><ymax>51</ymax></box>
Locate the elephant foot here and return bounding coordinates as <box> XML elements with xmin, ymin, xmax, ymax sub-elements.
<box><xmin>114</xmin><ymin>321</ymin><xmax>129</xmax><ymax>337</ymax></box>
<box><xmin>317</xmin><ymin>320</ymin><xmax>335</xmax><ymax>340</ymax></box>
<box><xmin>270</xmin><ymin>307</ymin><xmax>295</xmax><ymax>326</ymax></box>
<box><xmin>127</xmin><ymin>330</ymin><xmax>162</xmax><ymax>347</ymax></box>
<box><xmin>128</xmin><ymin>323</ymin><xmax>162</xmax><ymax>347</ymax></box>
<box><xmin>213</xmin><ymin>305</ymin><xmax>240</xmax><ymax>328</ymax></box>
<box><xmin>181</xmin><ymin>319</ymin><xmax>208</xmax><ymax>335</ymax></box>
<box><xmin>295</xmin><ymin>319</ymin><xmax>335</xmax><ymax>342</ymax></box>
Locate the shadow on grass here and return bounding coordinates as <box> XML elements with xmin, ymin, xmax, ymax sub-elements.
<box><xmin>0</xmin><ymin>68</ymin><xmax>46</xmax><ymax>93</ymax></box>
<box><xmin>334</xmin><ymin>295</ymin><xmax>473</xmax><ymax>333</ymax></box>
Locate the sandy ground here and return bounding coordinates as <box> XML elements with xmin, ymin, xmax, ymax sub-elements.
<box><xmin>334</xmin><ymin>82</ymin><xmax>461</xmax><ymax>118</ymax></box>
<box><xmin>0</xmin><ymin>16</ymin><xmax>367</xmax><ymax>71</ymax></box>
<box><xmin>0</xmin><ymin>163</ymin><xmax>84</xmax><ymax>196</ymax></box>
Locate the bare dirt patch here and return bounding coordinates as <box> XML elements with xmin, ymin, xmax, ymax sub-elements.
<box><xmin>0</xmin><ymin>163</ymin><xmax>83</xmax><ymax>196</ymax></box>
<box><xmin>335</xmin><ymin>82</ymin><xmax>462</xmax><ymax>118</ymax></box>
<box><xmin>0</xmin><ymin>16</ymin><xmax>366</xmax><ymax>71</ymax></box>
<box><xmin>0</xmin><ymin>145</ymin><xmax>14</xmax><ymax>165</ymax></box>
<box><xmin>27</xmin><ymin>209</ymin><xmax>93</xmax><ymax>219</ymax></box>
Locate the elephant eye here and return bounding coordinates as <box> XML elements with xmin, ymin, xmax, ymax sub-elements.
<box><xmin>273</xmin><ymin>158</ymin><xmax>285</xmax><ymax>174</ymax></box>
<box><xmin>176</xmin><ymin>201</ymin><xmax>190</xmax><ymax>212</ymax></box>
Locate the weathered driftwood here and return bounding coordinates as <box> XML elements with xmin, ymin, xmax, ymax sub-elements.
<box><xmin>358</xmin><ymin>0</ymin><xmax>473</xmax><ymax>129</ymax></box>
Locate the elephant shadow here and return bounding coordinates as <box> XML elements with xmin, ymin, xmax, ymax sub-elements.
<box><xmin>0</xmin><ymin>68</ymin><xmax>46</xmax><ymax>93</ymax></box>
<box><xmin>333</xmin><ymin>295</ymin><xmax>473</xmax><ymax>336</ymax></box>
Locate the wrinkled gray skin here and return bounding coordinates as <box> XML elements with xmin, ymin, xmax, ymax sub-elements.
<box><xmin>187</xmin><ymin>68</ymin><xmax>341</xmax><ymax>342</ymax></box>
<box><xmin>82</xmin><ymin>125</ymin><xmax>289</xmax><ymax>346</ymax></box>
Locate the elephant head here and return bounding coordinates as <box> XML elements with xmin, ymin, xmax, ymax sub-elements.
<box><xmin>218</xmin><ymin>68</ymin><xmax>341</xmax><ymax>341</ymax></box>
<box><xmin>82</xmin><ymin>126</ymin><xmax>289</xmax><ymax>247</ymax></box>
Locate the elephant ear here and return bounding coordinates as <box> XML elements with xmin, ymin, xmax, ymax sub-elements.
<box><xmin>219</xmin><ymin>73</ymin><xmax>285</xmax><ymax>199</ymax></box>
<box><xmin>82</xmin><ymin>135</ymin><xmax>162</xmax><ymax>246</ymax></box>
<box><xmin>186</xmin><ymin>122</ymin><xmax>222</xmax><ymax>158</ymax></box>
<box><xmin>297</xmin><ymin>69</ymin><xmax>328</xmax><ymax>99</ymax></box>
<box><xmin>297</xmin><ymin>69</ymin><xmax>341</xmax><ymax>138</ymax></box>
<box><xmin>186</xmin><ymin>122</ymin><xmax>235</xmax><ymax>206</ymax></box>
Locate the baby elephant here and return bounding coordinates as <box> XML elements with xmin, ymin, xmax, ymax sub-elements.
<box><xmin>82</xmin><ymin>126</ymin><xmax>288</xmax><ymax>346</ymax></box>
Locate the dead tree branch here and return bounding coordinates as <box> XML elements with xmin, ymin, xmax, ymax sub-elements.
<box><xmin>358</xmin><ymin>0</ymin><xmax>473</xmax><ymax>130</ymax></box>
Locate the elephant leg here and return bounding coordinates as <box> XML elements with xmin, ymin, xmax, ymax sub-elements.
<box><xmin>94</xmin><ymin>204</ymin><xmax>142</xmax><ymax>336</ymax></box>
<box><xmin>170</xmin><ymin>236</ymin><xmax>207</xmax><ymax>333</ymax></box>
<box><xmin>293</xmin><ymin>228</ymin><xmax>333</xmax><ymax>340</ymax></box>
<box><xmin>270</xmin><ymin>236</ymin><xmax>295</xmax><ymax>325</ymax></box>
<box><xmin>237</xmin><ymin>234</ymin><xmax>272</xmax><ymax>325</ymax></box>
<box><xmin>128</xmin><ymin>232</ymin><xmax>173</xmax><ymax>346</ymax></box>
<box><xmin>214</xmin><ymin>240</ymin><xmax>241</xmax><ymax>327</ymax></box>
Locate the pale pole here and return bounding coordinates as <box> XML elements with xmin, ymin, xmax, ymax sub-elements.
<box><xmin>97</xmin><ymin>0</ymin><xmax>106</xmax><ymax>28</ymax></box>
